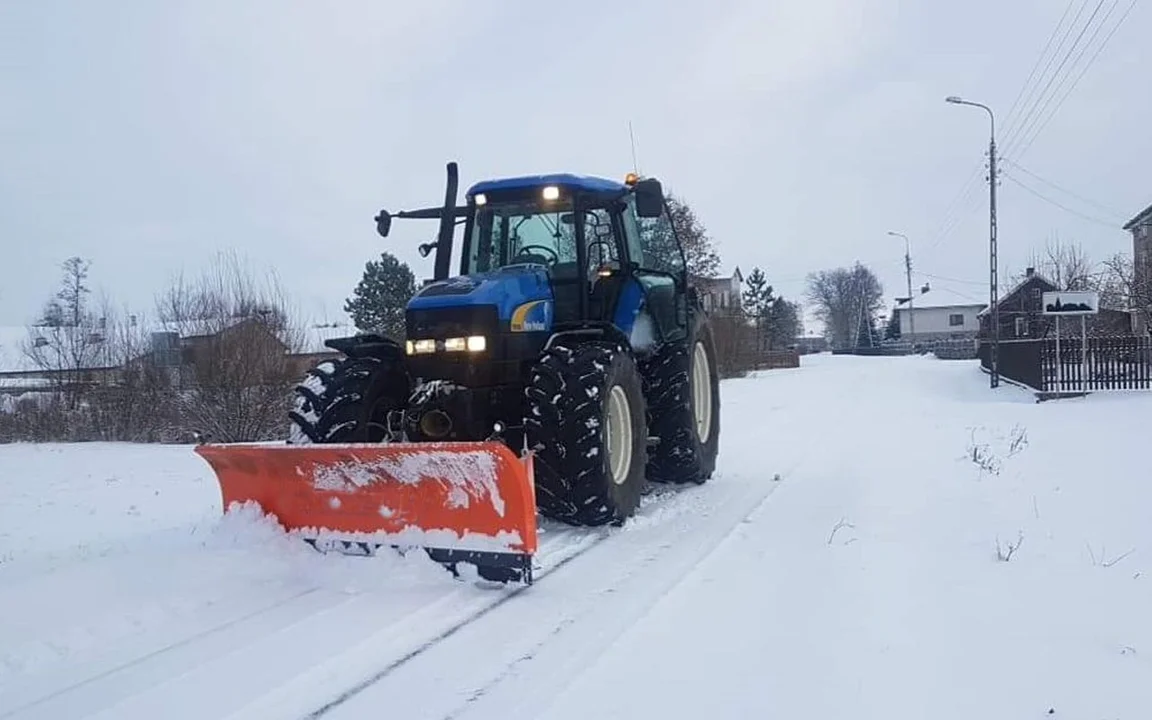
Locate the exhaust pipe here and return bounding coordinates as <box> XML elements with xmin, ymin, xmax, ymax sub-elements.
<box><xmin>419</xmin><ymin>409</ymin><xmax>453</xmax><ymax>439</ymax></box>
<box><xmin>433</xmin><ymin>162</ymin><xmax>459</xmax><ymax>281</ymax></box>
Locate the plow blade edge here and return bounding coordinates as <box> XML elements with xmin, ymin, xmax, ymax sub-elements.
<box><xmin>194</xmin><ymin>441</ymin><xmax>538</xmax><ymax>581</ymax></box>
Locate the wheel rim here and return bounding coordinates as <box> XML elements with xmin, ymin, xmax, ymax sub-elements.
<box><xmin>605</xmin><ymin>384</ymin><xmax>634</xmax><ymax>485</ymax></box>
<box><xmin>692</xmin><ymin>341</ymin><xmax>713</xmax><ymax>441</ymax></box>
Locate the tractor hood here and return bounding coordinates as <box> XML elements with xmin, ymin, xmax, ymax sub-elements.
<box><xmin>408</xmin><ymin>265</ymin><xmax>554</xmax><ymax>323</ymax></box>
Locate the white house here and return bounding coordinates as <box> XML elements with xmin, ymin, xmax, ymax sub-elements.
<box><xmin>692</xmin><ymin>267</ymin><xmax>744</xmax><ymax>314</ymax></box>
<box><xmin>894</xmin><ymin>286</ymin><xmax>987</xmax><ymax>342</ymax></box>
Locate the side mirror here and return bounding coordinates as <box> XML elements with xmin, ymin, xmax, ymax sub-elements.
<box><xmin>418</xmin><ymin>242</ymin><xmax>437</xmax><ymax>258</ymax></box>
<box><xmin>633</xmin><ymin>179</ymin><xmax>664</xmax><ymax>218</ymax></box>
<box><xmin>375</xmin><ymin>209</ymin><xmax>392</xmax><ymax>238</ymax></box>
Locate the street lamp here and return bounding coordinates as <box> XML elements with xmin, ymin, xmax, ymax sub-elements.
<box><xmin>887</xmin><ymin>231</ymin><xmax>914</xmax><ymax>342</ymax></box>
<box><xmin>946</xmin><ymin>95</ymin><xmax>999</xmax><ymax>388</ymax></box>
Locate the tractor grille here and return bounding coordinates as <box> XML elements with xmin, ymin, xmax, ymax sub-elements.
<box><xmin>406</xmin><ymin>305</ymin><xmax>500</xmax><ymax>340</ymax></box>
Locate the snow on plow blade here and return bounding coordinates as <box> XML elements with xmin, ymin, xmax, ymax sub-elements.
<box><xmin>193</xmin><ymin>441</ymin><xmax>538</xmax><ymax>583</ymax></box>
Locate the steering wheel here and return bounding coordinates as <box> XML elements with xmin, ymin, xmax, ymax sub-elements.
<box><xmin>513</xmin><ymin>244</ymin><xmax>560</xmax><ymax>265</ymax></box>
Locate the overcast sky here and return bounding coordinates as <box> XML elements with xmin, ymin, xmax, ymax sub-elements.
<box><xmin>2</xmin><ymin>0</ymin><xmax>1149</xmax><ymax>330</ymax></box>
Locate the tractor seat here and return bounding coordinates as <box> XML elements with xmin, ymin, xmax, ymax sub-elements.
<box><xmin>549</xmin><ymin>262</ymin><xmax>582</xmax><ymax>324</ymax></box>
<box><xmin>589</xmin><ymin>266</ymin><xmax>626</xmax><ymax>322</ymax></box>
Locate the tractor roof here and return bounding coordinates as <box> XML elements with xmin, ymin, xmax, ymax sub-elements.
<box><xmin>467</xmin><ymin>173</ymin><xmax>627</xmax><ymax>197</ymax></box>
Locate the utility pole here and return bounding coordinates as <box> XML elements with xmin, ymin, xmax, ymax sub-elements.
<box><xmin>888</xmin><ymin>231</ymin><xmax>914</xmax><ymax>341</ymax></box>
<box><xmin>946</xmin><ymin>96</ymin><xmax>999</xmax><ymax>388</ymax></box>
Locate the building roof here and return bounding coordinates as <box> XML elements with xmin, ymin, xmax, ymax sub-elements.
<box><xmin>691</xmin><ymin>267</ymin><xmax>744</xmax><ymax>287</ymax></box>
<box><xmin>1123</xmin><ymin>201</ymin><xmax>1152</xmax><ymax>231</ymax></box>
<box><xmin>896</xmin><ymin>286</ymin><xmax>986</xmax><ymax>311</ymax></box>
<box><xmin>976</xmin><ymin>271</ymin><xmax>1057</xmax><ymax>316</ymax></box>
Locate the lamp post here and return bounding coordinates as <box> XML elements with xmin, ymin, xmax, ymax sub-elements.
<box><xmin>887</xmin><ymin>231</ymin><xmax>914</xmax><ymax>343</ymax></box>
<box><xmin>946</xmin><ymin>95</ymin><xmax>998</xmax><ymax>388</ymax></box>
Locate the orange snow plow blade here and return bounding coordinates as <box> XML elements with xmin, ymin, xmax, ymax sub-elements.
<box><xmin>194</xmin><ymin>441</ymin><xmax>538</xmax><ymax>582</ymax></box>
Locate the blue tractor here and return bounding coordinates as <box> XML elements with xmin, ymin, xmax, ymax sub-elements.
<box><xmin>287</xmin><ymin>162</ymin><xmax>721</xmax><ymax>529</ymax></box>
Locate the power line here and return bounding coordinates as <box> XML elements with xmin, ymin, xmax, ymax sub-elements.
<box><xmin>925</xmin><ymin>163</ymin><xmax>987</xmax><ymax>251</ymax></box>
<box><xmin>917</xmin><ymin>270</ymin><xmax>987</xmax><ymax>286</ymax></box>
<box><xmin>1001</xmin><ymin>0</ymin><xmax>1110</xmax><ymax>159</ymax></box>
<box><xmin>1011</xmin><ymin>0</ymin><xmax>1139</xmax><ymax>159</ymax></box>
<box><xmin>999</xmin><ymin>0</ymin><xmax>1081</xmax><ymax>138</ymax></box>
<box><xmin>1002</xmin><ymin>171</ymin><xmax>1126</xmax><ymax>227</ymax></box>
<box><xmin>1008</xmin><ymin>0</ymin><xmax>1120</xmax><ymax>158</ymax></box>
<box><xmin>928</xmin><ymin>0</ymin><xmax>1084</xmax><ymax>253</ymax></box>
<box><xmin>999</xmin><ymin>0</ymin><xmax>1094</xmax><ymax>150</ymax></box>
<box><xmin>999</xmin><ymin>159</ymin><xmax>1127</xmax><ymax>220</ymax></box>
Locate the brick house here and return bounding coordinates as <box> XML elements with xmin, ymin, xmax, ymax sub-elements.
<box><xmin>978</xmin><ymin>268</ymin><xmax>1133</xmax><ymax>340</ymax></box>
<box><xmin>1122</xmin><ymin>201</ymin><xmax>1152</xmax><ymax>336</ymax></box>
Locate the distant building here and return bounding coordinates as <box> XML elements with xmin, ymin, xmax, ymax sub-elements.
<box><xmin>0</xmin><ymin>325</ymin><xmax>122</xmax><ymax>397</ymax></box>
<box><xmin>894</xmin><ymin>285</ymin><xmax>986</xmax><ymax>343</ymax></box>
<box><xmin>793</xmin><ymin>335</ymin><xmax>828</xmax><ymax>354</ymax></box>
<box><xmin>0</xmin><ymin>318</ymin><xmax>353</xmax><ymax>398</ymax></box>
<box><xmin>1122</xmin><ymin>200</ymin><xmax>1152</xmax><ymax>336</ymax></box>
<box><xmin>691</xmin><ymin>267</ymin><xmax>743</xmax><ymax>314</ymax></box>
<box><xmin>977</xmin><ymin>268</ymin><xmax>1133</xmax><ymax>339</ymax></box>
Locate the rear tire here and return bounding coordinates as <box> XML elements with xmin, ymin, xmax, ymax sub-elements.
<box><xmin>525</xmin><ymin>341</ymin><xmax>648</xmax><ymax>526</ymax></box>
<box><xmin>287</xmin><ymin>355</ymin><xmax>409</xmax><ymax>444</ymax></box>
<box><xmin>641</xmin><ymin>312</ymin><xmax>721</xmax><ymax>484</ymax></box>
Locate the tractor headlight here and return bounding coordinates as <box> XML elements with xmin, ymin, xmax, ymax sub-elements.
<box><xmin>408</xmin><ymin>339</ymin><xmax>436</xmax><ymax>355</ymax></box>
<box><xmin>474</xmin><ymin>193</ymin><xmax>487</xmax><ymax>206</ymax></box>
<box><xmin>443</xmin><ymin>335</ymin><xmax>487</xmax><ymax>352</ymax></box>
<box><xmin>542</xmin><ymin>185</ymin><xmax>560</xmax><ymax>201</ymax></box>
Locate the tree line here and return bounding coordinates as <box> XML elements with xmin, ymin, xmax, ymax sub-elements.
<box><xmin>2</xmin><ymin>252</ymin><xmax>305</xmax><ymax>444</ymax></box>
<box><xmin>8</xmin><ymin>190</ymin><xmax>924</xmax><ymax>443</ymax></box>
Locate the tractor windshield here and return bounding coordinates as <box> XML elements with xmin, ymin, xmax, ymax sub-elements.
<box><xmin>465</xmin><ymin>200</ymin><xmax>616</xmax><ymax>277</ymax></box>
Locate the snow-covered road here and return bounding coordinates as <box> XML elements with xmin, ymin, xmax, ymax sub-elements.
<box><xmin>2</xmin><ymin>354</ymin><xmax>1151</xmax><ymax>719</ymax></box>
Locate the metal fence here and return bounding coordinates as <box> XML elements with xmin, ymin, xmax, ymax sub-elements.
<box><xmin>1041</xmin><ymin>335</ymin><xmax>1152</xmax><ymax>392</ymax></box>
<box><xmin>981</xmin><ymin>336</ymin><xmax>1152</xmax><ymax>392</ymax></box>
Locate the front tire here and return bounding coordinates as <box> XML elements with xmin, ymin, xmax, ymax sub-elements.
<box><xmin>287</xmin><ymin>355</ymin><xmax>409</xmax><ymax>444</ymax></box>
<box><xmin>525</xmin><ymin>341</ymin><xmax>648</xmax><ymax>526</ymax></box>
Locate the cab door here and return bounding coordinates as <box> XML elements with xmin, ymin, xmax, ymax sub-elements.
<box><xmin>616</xmin><ymin>195</ymin><xmax>688</xmax><ymax>345</ymax></box>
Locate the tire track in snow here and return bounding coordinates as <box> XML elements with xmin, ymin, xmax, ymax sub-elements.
<box><xmin>311</xmin><ymin>471</ymin><xmax>787</xmax><ymax>720</ymax></box>
<box><xmin>300</xmin><ymin>532</ymin><xmax>609</xmax><ymax>720</ymax></box>
<box><xmin>0</xmin><ymin>587</ymin><xmax>323</xmax><ymax>719</ymax></box>
<box><xmin>1</xmin><ymin>526</ymin><xmax>600</xmax><ymax>720</ymax></box>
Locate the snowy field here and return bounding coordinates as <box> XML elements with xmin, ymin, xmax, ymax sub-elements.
<box><xmin>2</xmin><ymin>353</ymin><xmax>1151</xmax><ymax>719</ymax></box>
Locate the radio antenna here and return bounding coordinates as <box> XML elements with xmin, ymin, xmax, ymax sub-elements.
<box><xmin>628</xmin><ymin>120</ymin><xmax>640</xmax><ymax>176</ymax></box>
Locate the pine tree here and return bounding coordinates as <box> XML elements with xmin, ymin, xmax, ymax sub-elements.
<box><xmin>885</xmin><ymin>310</ymin><xmax>901</xmax><ymax>340</ymax></box>
<box><xmin>741</xmin><ymin>267</ymin><xmax>773</xmax><ymax>319</ymax></box>
<box><xmin>766</xmin><ymin>297</ymin><xmax>801</xmax><ymax>349</ymax></box>
<box><xmin>343</xmin><ymin>252</ymin><xmax>417</xmax><ymax>341</ymax></box>
<box><xmin>741</xmin><ymin>267</ymin><xmax>775</xmax><ymax>350</ymax></box>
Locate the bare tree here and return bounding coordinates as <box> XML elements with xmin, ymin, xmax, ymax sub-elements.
<box><xmin>805</xmin><ymin>263</ymin><xmax>884</xmax><ymax>350</ymax></box>
<box><xmin>1025</xmin><ymin>235</ymin><xmax>1096</xmax><ymax>290</ymax></box>
<box><xmin>1101</xmin><ymin>251</ymin><xmax>1152</xmax><ymax>332</ymax></box>
<box><xmin>22</xmin><ymin>257</ymin><xmax>109</xmax><ymax>409</ymax></box>
<box><xmin>83</xmin><ymin>303</ymin><xmax>176</xmax><ymax>442</ymax></box>
<box><xmin>155</xmin><ymin>251</ymin><xmax>305</xmax><ymax>442</ymax></box>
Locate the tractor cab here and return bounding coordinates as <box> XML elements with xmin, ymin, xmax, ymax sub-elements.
<box><xmin>375</xmin><ymin>166</ymin><xmax>690</xmax><ymax>355</ymax></box>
